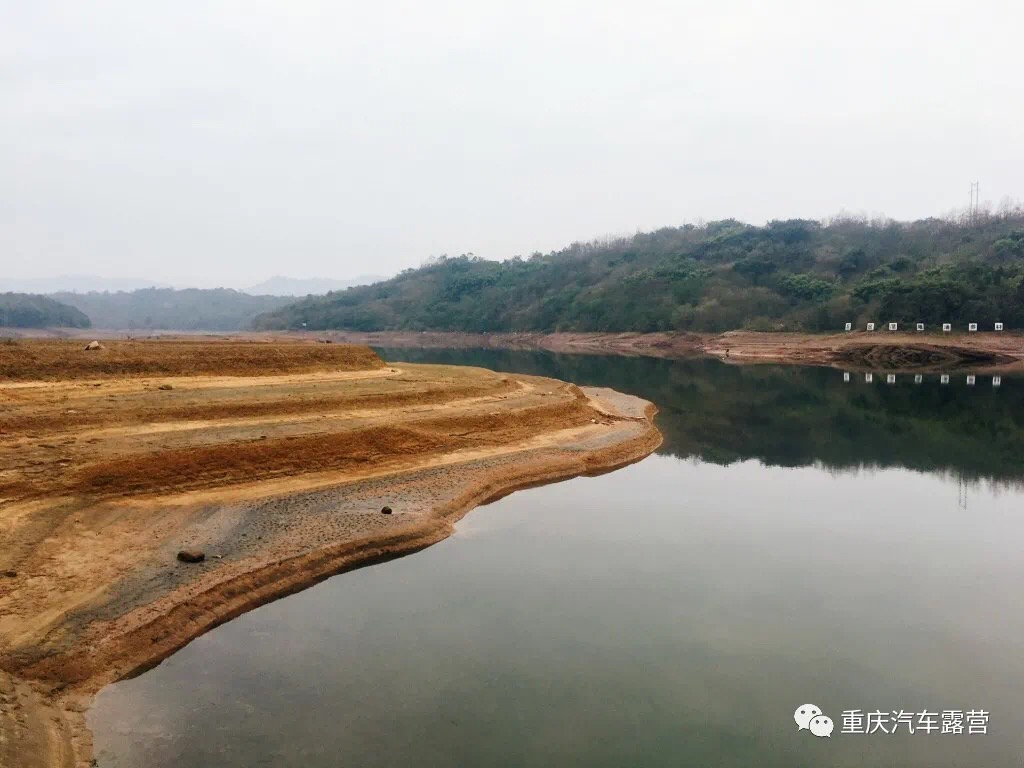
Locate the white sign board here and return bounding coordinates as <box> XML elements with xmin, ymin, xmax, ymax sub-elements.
<box><xmin>993</xmin><ymin>376</ymin><xmax>1002</xmax><ymax>387</ymax></box>
<box><xmin>995</xmin><ymin>322</ymin><xmax>1004</xmax><ymax>331</ymax></box>
<box><xmin>844</xmin><ymin>322</ymin><xmax>852</xmax><ymax>331</ymax></box>
<box><xmin>843</xmin><ymin>372</ymin><xmax>850</xmax><ymax>382</ymax></box>
<box><xmin>967</xmin><ymin>375</ymin><xmax>976</xmax><ymax>385</ymax></box>
<box><xmin>942</xmin><ymin>323</ymin><xmax>951</xmax><ymax>332</ymax></box>
<box><xmin>886</xmin><ymin>374</ymin><xmax>896</xmax><ymax>384</ymax></box>
<box><xmin>865</xmin><ymin>373</ymin><xmax>873</xmax><ymax>383</ymax></box>
<box><xmin>914</xmin><ymin>374</ymin><xmax>923</xmax><ymax>384</ymax></box>
<box><xmin>940</xmin><ymin>374</ymin><xmax>950</xmax><ymax>384</ymax></box>
<box><xmin>916</xmin><ymin>323</ymin><xmax>924</xmax><ymax>332</ymax></box>
<box><xmin>969</xmin><ymin>323</ymin><xmax>978</xmax><ymax>332</ymax></box>
<box><xmin>888</xmin><ymin>322</ymin><xmax>898</xmax><ymax>331</ymax></box>
<box><xmin>866</xmin><ymin>323</ymin><xmax>875</xmax><ymax>331</ymax></box>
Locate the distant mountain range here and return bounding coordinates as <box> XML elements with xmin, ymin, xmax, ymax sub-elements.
<box><xmin>0</xmin><ymin>292</ymin><xmax>92</xmax><ymax>329</ymax></box>
<box><xmin>0</xmin><ymin>275</ymin><xmax>172</xmax><ymax>294</ymax></box>
<box><xmin>0</xmin><ymin>274</ymin><xmax>387</xmax><ymax>298</ymax></box>
<box><xmin>0</xmin><ymin>274</ymin><xmax>390</xmax><ymax>330</ymax></box>
<box><xmin>51</xmin><ymin>288</ymin><xmax>293</xmax><ymax>331</ymax></box>
<box><xmin>242</xmin><ymin>275</ymin><xmax>387</xmax><ymax>296</ymax></box>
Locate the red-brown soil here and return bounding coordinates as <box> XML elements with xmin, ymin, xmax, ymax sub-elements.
<box><xmin>0</xmin><ymin>339</ymin><xmax>660</xmax><ymax>768</ymax></box>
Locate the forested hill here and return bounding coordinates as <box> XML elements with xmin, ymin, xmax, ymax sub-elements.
<box><xmin>53</xmin><ymin>288</ymin><xmax>292</xmax><ymax>331</ymax></box>
<box><xmin>253</xmin><ymin>212</ymin><xmax>1024</xmax><ymax>334</ymax></box>
<box><xmin>0</xmin><ymin>293</ymin><xmax>91</xmax><ymax>328</ymax></box>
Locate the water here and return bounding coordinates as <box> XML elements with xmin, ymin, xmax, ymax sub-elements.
<box><xmin>90</xmin><ymin>352</ymin><xmax>1024</xmax><ymax>767</ymax></box>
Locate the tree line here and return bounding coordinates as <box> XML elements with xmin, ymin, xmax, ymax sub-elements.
<box><xmin>0</xmin><ymin>293</ymin><xmax>91</xmax><ymax>328</ymax></box>
<box><xmin>254</xmin><ymin>209</ymin><xmax>1024</xmax><ymax>333</ymax></box>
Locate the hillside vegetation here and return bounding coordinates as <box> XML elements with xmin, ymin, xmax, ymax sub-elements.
<box><xmin>54</xmin><ymin>288</ymin><xmax>292</xmax><ymax>331</ymax></box>
<box><xmin>255</xmin><ymin>210</ymin><xmax>1024</xmax><ymax>333</ymax></box>
<box><xmin>0</xmin><ymin>293</ymin><xmax>91</xmax><ymax>328</ymax></box>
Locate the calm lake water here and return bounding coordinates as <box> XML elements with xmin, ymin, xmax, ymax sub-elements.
<box><xmin>90</xmin><ymin>351</ymin><xmax>1024</xmax><ymax>767</ymax></box>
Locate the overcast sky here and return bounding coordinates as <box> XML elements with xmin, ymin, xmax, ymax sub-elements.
<box><xmin>3</xmin><ymin>1</ymin><xmax>1022</xmax><ymax>288</ymax></box>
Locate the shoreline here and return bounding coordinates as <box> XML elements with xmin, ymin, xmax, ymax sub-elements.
<box><xmin>0</xmin><ymin>343</ymin><xmax>661</xmax><ymax>768</ymax></box>
<box><xmin>7</xmin><ymin>328</ymin><xmax>1023</xmax><ymax>372</ymax></box>
<box><xmin>282</xmin><ymin>329</ymin><xmax>1024</xmax><ymax>372</ymax></box>
<box><xmin>70</xmin><ymin>404</ymin><xmax>660</xmax><ymax>765</ymax></box>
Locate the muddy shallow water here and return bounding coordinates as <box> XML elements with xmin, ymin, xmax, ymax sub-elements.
<box><xmin>90</xmin><ymin>352</ymin><xmax>1024</xmax><ymax>767</ymax></box>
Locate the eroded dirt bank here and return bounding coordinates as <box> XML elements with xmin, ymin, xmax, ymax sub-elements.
<box><xmin>0</xmin><ymin>340</ymin><xmax>660</xmax><ymax>768</ymax></box>
<box><xmin>285</xmin><ymin>329</ymin><xmax>1024</xmax><ymax>371</ymax></box>
<box><xmin>10</xmin><ymin>328</ymin><xmax>1022</xmax><ymax>371</ymax></box>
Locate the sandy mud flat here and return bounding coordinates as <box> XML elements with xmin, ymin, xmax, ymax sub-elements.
<box><xmin>13</xmin><ymin>328</ymin><xmax>1023</xmax><ymax>371</ymax></box>
<box><xmin>0</xmin><ymin>339</ymin><xmax>660</xmax><ymax>768</ymax></box>
<box><xmin>265</xmin><ymin>329</ymin><xmax>1024</xmax><ymax>372</ymax></box>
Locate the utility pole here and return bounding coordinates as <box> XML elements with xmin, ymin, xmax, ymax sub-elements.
<box><xmin>969</xmin><ymin>182</ymin><xmax>980</xmax><ymax>224</ymax></box>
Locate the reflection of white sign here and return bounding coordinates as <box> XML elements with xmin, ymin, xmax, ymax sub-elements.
<box><xmin>969</xmin><ymin>323</ymin><xmax>978</xmax><ymax>332</ymax></box>
<box><xmin>845</xmin><ymin>322</ymin><xmax>852</xmax><ymax>331</ymax></box>
<box><xmin>993</xmin><ymin>376</ymin><xmax>1002</xmax><ymax>387</ymax></box>
<box><xmin>914</xmin><ymin>374</ymin><xmax>923</xmax><ymax>383</ymax></box>
<box><xmin>916</xmin><ymin>323</ymin><xmax>924</xmax><ymax>331</ymax></box>
<box><xmin>886</xmin><ymin>374</ymin><xmax>896</xmax><ymax>384</ymax></box>
<box><xmin>865</xmin><ymin>373</ymin><xmax>873</xmax><ymax>383</ymax></box>
<box><xmin>967</xmin><ymin>375</ymin><xmax>976</xmax><ymax>385</ymax></box>
<box><xmin>943</xmin><ymin>323</ymin><xmax>951</xmax><ymax>332</ymax></box>
<box><xmin>995</xmin><ymin>322</ymin><xmax>1004</xmax><ymax>331</ymax></box>
<box><xmin>843</xmin><ymin>372</ymin><xmax>850</xmax><ymax>382</ymax></box>
<box><xmin>889</xmin><ymin>322</ymin><xmax>898</xmax><ymax>331</ymax></box>
<box><xmin>941</xmin><ymin>374</ymin><xmax>950</xmax><ymax>384</ymax></box>
<box><xmin>867</xmin><ymin>323</ymin><xmax>875</xmax><ymax>331</ymax></box>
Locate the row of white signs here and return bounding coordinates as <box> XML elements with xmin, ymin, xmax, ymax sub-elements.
<box><xmin>845</xmin><ymin>323</ymin><xmax>1004</xmax><ymax>332</ymax></box>
<box><xmin>844</xmin><ymin>372</ymin><xmax>1001</xmax><ymax>386</ymax></box>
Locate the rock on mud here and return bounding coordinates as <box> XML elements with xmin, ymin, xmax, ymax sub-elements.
<box><xmin>176</xmin><ymin>550</ymin><xmax>206</xmax><ymax>563</ymax></box>
<box><xmin>83</xmin><ymin>341</ymin><xmax>104</xmax><ymax>351</ymax></box>
<box><xmin>381</xmin><ymin>506</ymin><xmax>393</xmax><ymax>514</ymax></box>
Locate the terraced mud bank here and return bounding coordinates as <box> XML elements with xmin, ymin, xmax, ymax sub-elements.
<box><xmin>0</xmin><ymin>340</ymin><xmax>660</xmax><ymax>768</ymax></box>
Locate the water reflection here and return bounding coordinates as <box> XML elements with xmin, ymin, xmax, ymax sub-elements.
<box><xmin>375</xmin><ymin>349</ymin><xmax>1024</xmax><ymax>485</ymax></box>
<box><xmin>847</xmin><ymin>371</ymin><xmax>1001</xmax><ymax>386</ymax></box>
<box><xmin>88</xmin><ymin>351</ymin><xmax>1024</xmax><ymax>768</ymax></box>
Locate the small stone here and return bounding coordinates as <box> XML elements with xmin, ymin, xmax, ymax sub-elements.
<box><xmin>158</xmin><ymin>384</ymin><xmax>174</xmax><ymax>391</ymax></box>
<box><xmin>3</xmin><ymin>570</ymin><xmax>17</xmax><ymax>578</ymax></box>
<box><xmin>176</xmin><ymin>550</ymin><xmax>205</xmax><ymax>563</ymax></box>
<box><xmin>381</xmin><ymin>506</ymin><xmax>393</xmax><ymax>515</ymax></box>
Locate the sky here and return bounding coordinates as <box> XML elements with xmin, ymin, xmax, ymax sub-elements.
<box><xmin>3</xmin><ymin>0</ymin><xmax>1022</xmax><ymax>288</ymax></box>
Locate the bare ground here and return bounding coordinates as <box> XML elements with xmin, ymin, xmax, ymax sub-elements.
<box><xmin>701</xmin><ymin>330</ymin><xmax>1023</xmax><ymax>371</ymax></box>
<box><xmin>255</xmin><ymin>329</ymin><xmax>1024</xmax><ymax>372</ymax></box>
<box><xmin>0</xmin><ymin>340</ymin><xmax>660</xmax><ymax>768</ymax></box>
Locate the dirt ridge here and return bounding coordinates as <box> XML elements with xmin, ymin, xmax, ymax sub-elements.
<box><xmin>0</xmin><ymin>341</ymin><xmax>661</xmax><ymax>768</ymax></box>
